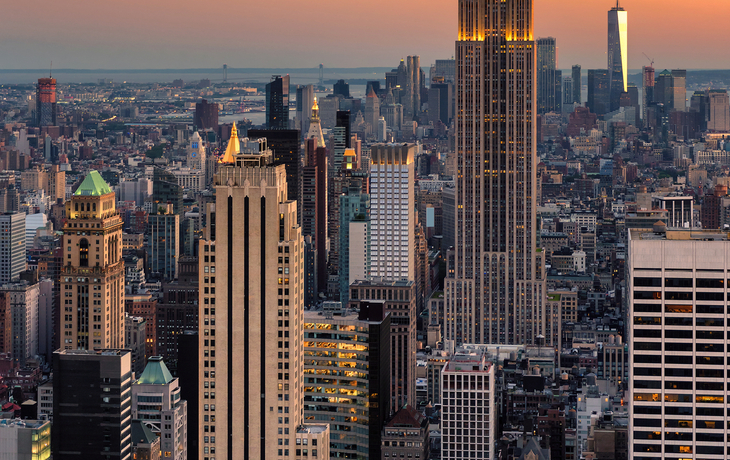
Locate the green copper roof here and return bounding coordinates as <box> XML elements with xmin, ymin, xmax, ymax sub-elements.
<box><xmin>137</xmin><ymin>356</ymin><xmax>174</xmax><ymax>385</ymax></box>
<box><xmin>74</xmin><ymin>170</ymin><xmax>112</xmax><ymax>196</ymax></box>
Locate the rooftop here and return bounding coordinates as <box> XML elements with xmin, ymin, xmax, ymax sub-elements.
<box><xmin>0</xmin><ymin>419</ymin><xmax>49</xmax><ymax>430</ymax></box>
<box><xmin>136</xmin><ymin>356</ymin><xmax>174</xmax><ymax>385</ymax></box>
<box><xmin>74</xmin><ymin>170</ymin><xmax>112</xmax><ymax>196</ymax></box>
<box><xmin>297</xmin><ymin>424</ymin><xmax>329</xmax><ymax>434</ymax></box>
<box><xmin>630</xmin><ymin>228</ymin><xmax>730</xmax><ymax>241</ymax></box>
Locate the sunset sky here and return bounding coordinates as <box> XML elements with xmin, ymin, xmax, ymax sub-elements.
<box><xmin>1</xmin><ymin>0</ymin><xmax>728</xmax><ymax>70</ymax></box>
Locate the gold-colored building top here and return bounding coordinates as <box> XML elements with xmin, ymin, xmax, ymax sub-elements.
<box><xmin>220</xmin><ymin>122</ymin><xmax>240</xmax><ymax>164</ymax></box>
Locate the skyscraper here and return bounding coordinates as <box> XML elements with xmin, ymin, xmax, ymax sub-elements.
<box><xmin>36</xmin><ymin>77</ymin><xmax>57</xmax><ymax>127</ymax></box>
<box><xmin>572</xmin><ymin>65</ymin><xmax>582</xmax><ymax>104</ymax></box>
<box><xmin>671</xmin><ymin>69</ymin><xmax>687</xmax><ymax>111</ymax></box>
<box><xmin>607</xmin><ymin>2</ymin><xmax>628</xmax><ymax>112</ymax></box>
<box><xmin>707</xmin><ymin>89</ymin><xmax>730</xmax><ymax>132</ymax></box>
<box><xmin>0</xmin><ymin>212</ymin><xmax>26</xmax><ymax>284</ymax></box>
<box><xmin>247</xmin><ymin>129</ymin><xmax>302</xmax><ymax>210</ymax></box>
<box><xmin>339</xmin><ymin>179</ymin><xmax>370</xmax><ymax>305</ymax></box>
<box><xmin>628</xmin><ymin>227</ymin><xmax>730</xmax><ymax>460</ymax></box>
<box><xmin>194</xmin><ymin>99</ymin><xmax>219</xmax><ymax>130</ymax></box>
<box><xmin>536</xmin><ymin>37</ymin><xmax>558</xmax><ymax>114</ymax></box>
<box><xmin>370</xmin><ymin>143</ymin><xmax>415</xmax><ymax>282</ymax></box>
<box><xmin>587</xmin><ymin>69</ymin><xmax>610</xmax><ymax>116</ymax></box>
<box><xmin>445</xmin><ymin>0</ymin><xmax>545</xmax><ymax>346</ymax></box>
<box><xmin>197</xmin><ymin>137</ymin><xmax>328</xmax><ymax>459</ymax></box>
<box><xmin>265</xmin><ymin>75</ymin><xmax>290</xmax><ymax>130</ymax></box>
<box><xmin>295</xmin><ymin>84</ymin><xmax>315</xmax><ymax>137</ymax></box>
<box><xmin>61</xmin><ymin>171</ymin><xmax>125</xmax><ymax>350</ymax></box>
<box><xmin>52</xmin><ymin>349</ymin><xmax>132</xmax><ymax>460</ymax></box>
<box><xmin>642</xmin><ymin>65</ymin><xmax>655</xmax><ymax>120</ymax></box>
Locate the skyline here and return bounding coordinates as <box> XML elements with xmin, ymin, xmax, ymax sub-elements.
<box><xmin>1</xmin><ymin>0</ymin><xmax>728</xmax><ymax>71</ymax></box>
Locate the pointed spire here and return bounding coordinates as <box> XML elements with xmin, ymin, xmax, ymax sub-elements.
<box><xmin>220</xmin><ymin>122</ymin><xmax>239</xmax><ymax>164</ymax></box>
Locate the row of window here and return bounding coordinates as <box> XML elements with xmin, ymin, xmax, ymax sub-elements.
<box><xmin>634</xmin><ymin>277</ymin><xmax>726</xmax><ymax>288</ymax></box>
<box><xmin>634</xmin><ymin>291</ymin><xmax>726</xmax><ymax>301</ymax></box>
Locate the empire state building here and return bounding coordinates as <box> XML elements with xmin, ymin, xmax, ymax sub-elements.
<box><xmin>444</xmin><ymin>0</ymin><xmax>545</xmax><ymax>346</ymax></box>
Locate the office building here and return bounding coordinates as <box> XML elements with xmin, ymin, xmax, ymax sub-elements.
<box><xmin>327</xmin><ymin>111</ymin><xmax>352</xmax><ymax>282</ymax></box>
<box><xmin>302</xmin><ymin>305</ymin><xmax>390</xmax><ymax>460</ymax></box>
<box><xmin>642</xmin><ymin>66</ymin><xmax>655</xmax><ymax>120</ymax></box>
<box><xmin>707</xmin><ymin>89</ymin><xmax>730</xmax><ymax>132</ymax></box>
<box><xmin>445</xmin><ymin>0</ymin><xmax>545</xmax><ymax>346</ymax></box>
<box><xmin>537</xmin><ymin>37</ymin><xmax>558</xmax><ymax>114</ymax></box>
<box><xmin>628</xmin><ymin>227</ymin><xmax>730</xmax><ymax>459</ymax></box>
<box><xmin>266</xmin><ymin>75</ymin><xmax>290</xmax><ymax>130</ymax></box>
<box><xmin>194</xmin><ymin>99</ymin><xmax>219</xmax><ymax>130</ymax></box>
<box><xmin>247</xmin><ymin>129</ymin><xmax>302</xmax><ymax>210</ymax></box>
<box><xmin>187</xmin><ymin>131</ymin><xmax>206</xmax><ymax>175</ymax></box>
<box><xmin>296</xmin><ymin>85</ymin><xmax>315</xmax><ymax>138</ymax></box>
<box><xmin>152</xmin><ymin>168</ymin><xmax>184</xmax><ymax>216</ymax></box>
<box><xmin>0</xmin><ymin>281</ymin><xmax>39</xmax><ymax>367</ymax></box>
<box><xmin>403</xmin><ymin>56</ymin><xmax>422</xmax><ymax>120</ymax></box>
<box><xmin>125</xmin><ymin>314</ymin><xmax>146</xmax><ymax>376</ymax></box>
<box><xmin>146</xmin><ymin>210</ymin><xmax>180</xmax><ymax>280</ymax></box>
<box><xmin>607</xmin><ymin>4</ymin><xmax>628</xmax><ymax>112</ymax></box>
<box><xmin>349</xmin><ymin>280</ymin><xmax>416</xmax><ymax>408</ymax></box>
<box><xmin>131</xmin><ymin>421</ymin><xmax>161</xmax><ymax>460</ymax></box>
<box><xmin>380</xmin><ymin>405</ymin><xmax>429</xmax><ymax>460</ymax></box>
<box><xmin>339</xmin><ymin>179</ymin><xmax>370</xmax><ymax>305</ymax></box>
<box><xmin>61</xmin><ymin>171</ymin><xmax>125</xmax><ymax>350</ymax></box>
<box><xmin>365</xmin><ymin>88</ymin><xmax>381</xmax><ymax>136</ymax></box>
<box><xmin>197</xmin><ymin>137</ymin><xmax>328</xmax><ymax>460</ymax></box>
<box><xmin>52</xmin><ymin>349</ymin><xmax>132</xmax><ymax>460</ymax></box>
<box><xmin>301</xmin><ymin>138</ymin><xmax>328</xmax><ymax>294</ymax></box>
<box><xmin>36</xmin><ymin>78</ymin><xmax>57</xmax><ymax>127</ymax></box>
<box><xmin>333</xmin><ymin>79</ymin><xmax>350</xmax><ymax>98</ymax></box>
<box><xmin>0</xmin><ymin>212</ymin><xmax>26</xmax><ymax>284</ymax></box>
<box><xmin>0</xmin><ymin>419</ymin><xmax>51</xmax><ymax>460</ymax></box>
<box><xmin>132</xmin><ymin>357</ymin><xmax>187</xmax><ymax>460</ymax></box>
<box><xmin>440</xmin><ymin>352</ymin><xmax>495</xmax><ymax>460</ymax></box>
<box><xmin>587</xmin><ymin>69</ymin><xmax>610</xmax><ymax>116</ymax></box>
<box><xmin>370</xmin><ymin>143</ymin><xmax>415</xmax><ymax>282</ymax></box>
<box><xmin>563</xmin><ymin>76</ymin><xmax>574</xmax><ymax>107</ymax></box>
<box><xmin>155</xmin><ymin>259</ymin><xmax>198</xmax><ymax>370</ymax></box>
<box><xmin>305</xmin><ymin>98</ymin><xmax>325</xmax><ymax>148</ymax></box>
<box><xmin>432</xmin><ymin>58</ymin><xmax>456</xmax><ymax>83</ymax></box>
<box><xmin>572</xmin><ymin>65</ymin><xmax>582</xmax><ymax>104</ymax></box>
<box><xmin>671</xmin><ymin>69</ymin><xmax>687</xmax><ymax>111</ymax></box>
<box><xmin>429</xmin><ymin>82</ymin><xmax>453</xmax><ymax>125</ymax></box>
<box><xmin>653</xmin><ymin>70</ymin><xmax>673</xmax><ymax>107</ymax></box>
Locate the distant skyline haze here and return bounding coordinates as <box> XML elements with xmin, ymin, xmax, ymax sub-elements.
<box><xmin>0</xmin><ymin>0</ymin><xmax>728</xmax><ymax>71</ymax></box>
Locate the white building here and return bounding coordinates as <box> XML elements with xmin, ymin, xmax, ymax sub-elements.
<box><xmin>440</xmin><ymin>352</ymin><xmax>495</xmax><ymax>460</ymax></box>
<box><xmin>576</xmin><ymin>378</ymin><xmax>610</xmax><ymax>456</ymax></box>
<box><xmin>37</xmin><ymin>381</ymin><xmax>53</xmax><ymax>421</ymax></box>
<box><xmin>24</xmin><ymin>212</ymin><xmax>47</xmax><ymax>250</ymax></box>
<box><xmin>628</xmin><ymin>226</ymin><xmax>730</xmax><ymax>459</ymax></box>
<box><xmin>0</xmin><ymin>419</ymin><xmax>51</xmax><ymax>460</ymax></box>
<box><xmin>370</xmin><ymin>143</ymin><xmax>415</xmax><ymax>281</ymax></box>
<box><xmin>132</xmin><ymin>356</ymin><xmax>187</xmax><ymax>460</ymax></box>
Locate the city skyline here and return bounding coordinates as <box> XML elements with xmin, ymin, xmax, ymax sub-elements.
<box><xmin>1</xmin><ymin>0</ymin><xmax>729</xmax><ymax>70</ymax></box>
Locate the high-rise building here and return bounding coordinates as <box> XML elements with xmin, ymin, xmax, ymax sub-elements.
<box><xmin>671</xmin><ymin>69</ymin><xmax>687</xmax><ymax>111</ymax></box>
<box><xmin>628</xmin><ymin>227</ymin><xmax>730</xmax><ymax>460</ymax></box>
<box><xmin>339</xmin><ymin>179</ymin><xmax>370</xmax><ymax>305</ymax></box>
<box><xmin>0</xmin><ymin>281</ymin><xmax>39</xmax><ymax>367</ymax></box>
<box><xmin>440</xmin><ymin>352</ymin><xmax>495</xmax><ymax>460</ymax></box>
<box><xmin>364</xmin><ymin>88</ymin><xmax>381</xmax><ymax>136</ymax></box>
<box><xmin>303</xmin><ymin>304</ymin><xmax>390</xmax><ymax>460</ymax></box>
<box><xmin>587</xmin><ymin>69</ymin><xmax>611</xmax><ymax>116</ymax></box>
<box><xmin>536</xmin><ymin>37</ymin><xmax>558</xmax><ymax>114</ymax></box>
<box><xmin>404</xmin><ymin>56</ymin><xmax>421</xmax><ymax>120</ymax></box>
<box><xmin>326</xmin><ymin>111</ymin><xmax>352</xmax><ymax>284</ymax></box>
<box><xmin>369</xmin><ymin>144</ymin><xmax>415</xmax><ymax>281</ymax></box>
<box><xmin>194</xmin><ymin>99</ymin><xmax>219</xmax><ymax>130</ymax></box>
<box><xmin>187</xmin><ymin>131</ymin><xmax>207</xmax><ymax>175</ymax></box>
<box><xmin>607</xmin><ymin>3</ymin><xmax>628</xmax><ymax>112</ymax></box>
<box><xmin>301</xmin><ymin>138</ymin><xmax>327</xmax><ymax>294</ymax></box>
<box><xmin>432</xmin><ymin>58</ymin><xmax>456</xmax><ymax>83</ymax></box>
<box><xmin>132</xmin><ymin>356</ymin><xmax>187</xmax><ymax>460</ymax></box>
<box><xmin>333</xmin><ymin>79</ymin><xmax>350</xmax><ymax>99</ymax></box>
<box><xmin>36</xmin><ymin>78</ymin><xmax>57</xmax><ymax>127</ymax></box>
<box><xmin>653</xmin><ymin>70</ymin><xmax>674</xmax><ymax>107</ymax></box>
<box><xmin>572</xmin><ymin>65</ymin><xmax>582</xmax><ymax>104</ymax></box>
<box><xmin>707</xmin><ymin>89</ymin><xmax>730</xmax><ymax>132</ymax></box>
<box><xmin>349</xmin><ymin>280</ymin><xmax>416</xmax><ymax>408</ymax></box>
<box><xmin>0</xmin><ymin>419</ymin><xmax>51</xmax><ymax>460</ymax></box>
<box><xmin>305</xmin><ymin>98</ymin><xmax>325</xmax><ymax>148</ymax></box>
<box><xmin>295</xmin><ymin>84</ymin><xmax>315</xmax><ymax>137</ymax></box>
<box><xmin>247</xmin><ymin>129</ymin><xmax>302</xmax><ymax>211</ymax></box>
<box><xmin>52</xmin><ymin>349</ymin><xmax>132</xmax><ymax>460</ymax></box>
<box><xmin>563</xmin><ymin>76</ymin><xmax>574</xmax><ymax>106</ymax></box>
<box><xmin>61</xmin><ymin>171</ymin><xmax>125</xmax><ymax>350</ymax></box>
<box><xmin>146</xmin><ymin>210</ymin><xmax>180</xmax><ymax>281</ymax></box>
<box><xmin>0</xmin><ymin>212</ymin><xmax>26</xmax><ymax>284</ymax></box>
<box><xmin>265</xmin><ymin>75</ymin><xmax>290</xmax><ymax>130</ymax></box>
<box><xmin>125</xmin><ymin>314</ymin><xmax>146</xmax><ymax>376</ymax></box>
<box><xmin>642</xmin><ymin>66</ymin><xmax>655</xmax><ymax>120</ymax></box>
<box><xmin>152</xmin><ymin>168</ymin><xmax>184</xmax><ymax>216</ymax></box>
<box><xmin>445</xmin><ymin>0</ymin><xmax>545</xmax><ymax>346</ymax></box>
<box><xmin>198</xmin><ymin>137</ymin><xmax>329</xmax><ymax>459</ymax></box>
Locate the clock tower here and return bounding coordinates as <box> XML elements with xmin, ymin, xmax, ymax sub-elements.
<box><xmin>187</xmin><ymin>131</ymin><xmax>206</xmax><ymax>174</ymax></box>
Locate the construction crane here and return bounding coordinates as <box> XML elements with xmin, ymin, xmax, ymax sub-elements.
<box><xmin>642</xmin><ymin>53</ymin><xmax>654</xmax><ymax>68</ymax></box>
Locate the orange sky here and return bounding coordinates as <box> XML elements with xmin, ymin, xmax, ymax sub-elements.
<box><xmin>1</xmin><ymin>0</ymin><xmax>728</xmax><ymax>70</ymax></box>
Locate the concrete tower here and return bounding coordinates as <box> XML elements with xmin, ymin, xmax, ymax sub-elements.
<box><xmin>445</xmin><ymin>0</ymin><xmax>545</xmax><ymax>346</ymax></box>
<box><xmin>61</xmin><ymin>171</ymin><xmax>125</xmax><ymax>350</ymax></box>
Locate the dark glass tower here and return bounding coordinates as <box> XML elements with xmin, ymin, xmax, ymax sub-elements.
<box><xmin>608</xmin><ymin>3</ymin><xmax>628</xmax><ymax>112</ymax></box>
<box><xmin>572</xmin><ymin>65</ymin><xmax>582</xmax><ymax>104</ymax></box>
<box><xmin>587</xmin><ymin>69</ymin><xmax>610</xmax><ymax>116</ymax></box>
<box><xmin>536</xmin><ymin>37</ymin><xmax>558</xmax><ymax>114</ymax></box>
<box><xmin>265</xmin><ymin>75</ymin><xmax>290</xmax><ymax>129</ymax></box>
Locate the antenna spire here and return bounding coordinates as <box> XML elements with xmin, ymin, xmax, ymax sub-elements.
<box><xmin>50</xmin><ymin>61</ymin><xmax>52</xmax><ymax>78</ymax></box>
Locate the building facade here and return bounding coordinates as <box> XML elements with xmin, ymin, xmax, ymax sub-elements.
<box><xmin>0</xmin><ymin>212</ymin><xmax>26</xmax><ymax>284</ymax></box>
<box><xmin>445</xmin><ymin>0</ymin><xmax>545</xmax><ymax>346</ymax></box>
<box><xmin>61</xmin><ymin>171</ymin><xmax>125</xmax><ymax>350</ymax></box>
<box><xmin>607</xmin><ymin>4</ymin><xmax>628</xmax><ymax>112</ymax></box>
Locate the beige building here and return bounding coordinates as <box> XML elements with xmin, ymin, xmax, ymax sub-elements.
<box><xmin>61</xmin><ymin>171</ymin><xmax>124</xmax><ymax>350</ymax></box>
<box><xmin>198</xmin><ymin>131</ymin><xmax>328</xmax><ymax>460</ymax></box>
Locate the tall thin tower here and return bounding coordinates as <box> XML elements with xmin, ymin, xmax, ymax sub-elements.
<box><xmin>608</xmin><ymin>2</ymin><xmax>628</xmax><ymax>112</ymax></box>
<box><xmin>444</xmin><ymin>0</ymin><xmax>545</xmax><ymax>346</ymax></box>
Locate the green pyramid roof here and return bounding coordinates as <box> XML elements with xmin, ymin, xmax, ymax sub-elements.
<box><xmin>131</xmin><ymin>420</ymin><xmax>157</xmax><ymax>445</ymax></box>
<box><xmin>74</xmin><ymin>170</ymin><xmax>112</xmax><ymax>196</ymax></box>
<box><xmin>136</xmin><ymin>356</ymin><xmax>174</xmax><ymax>385</ymax></box>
